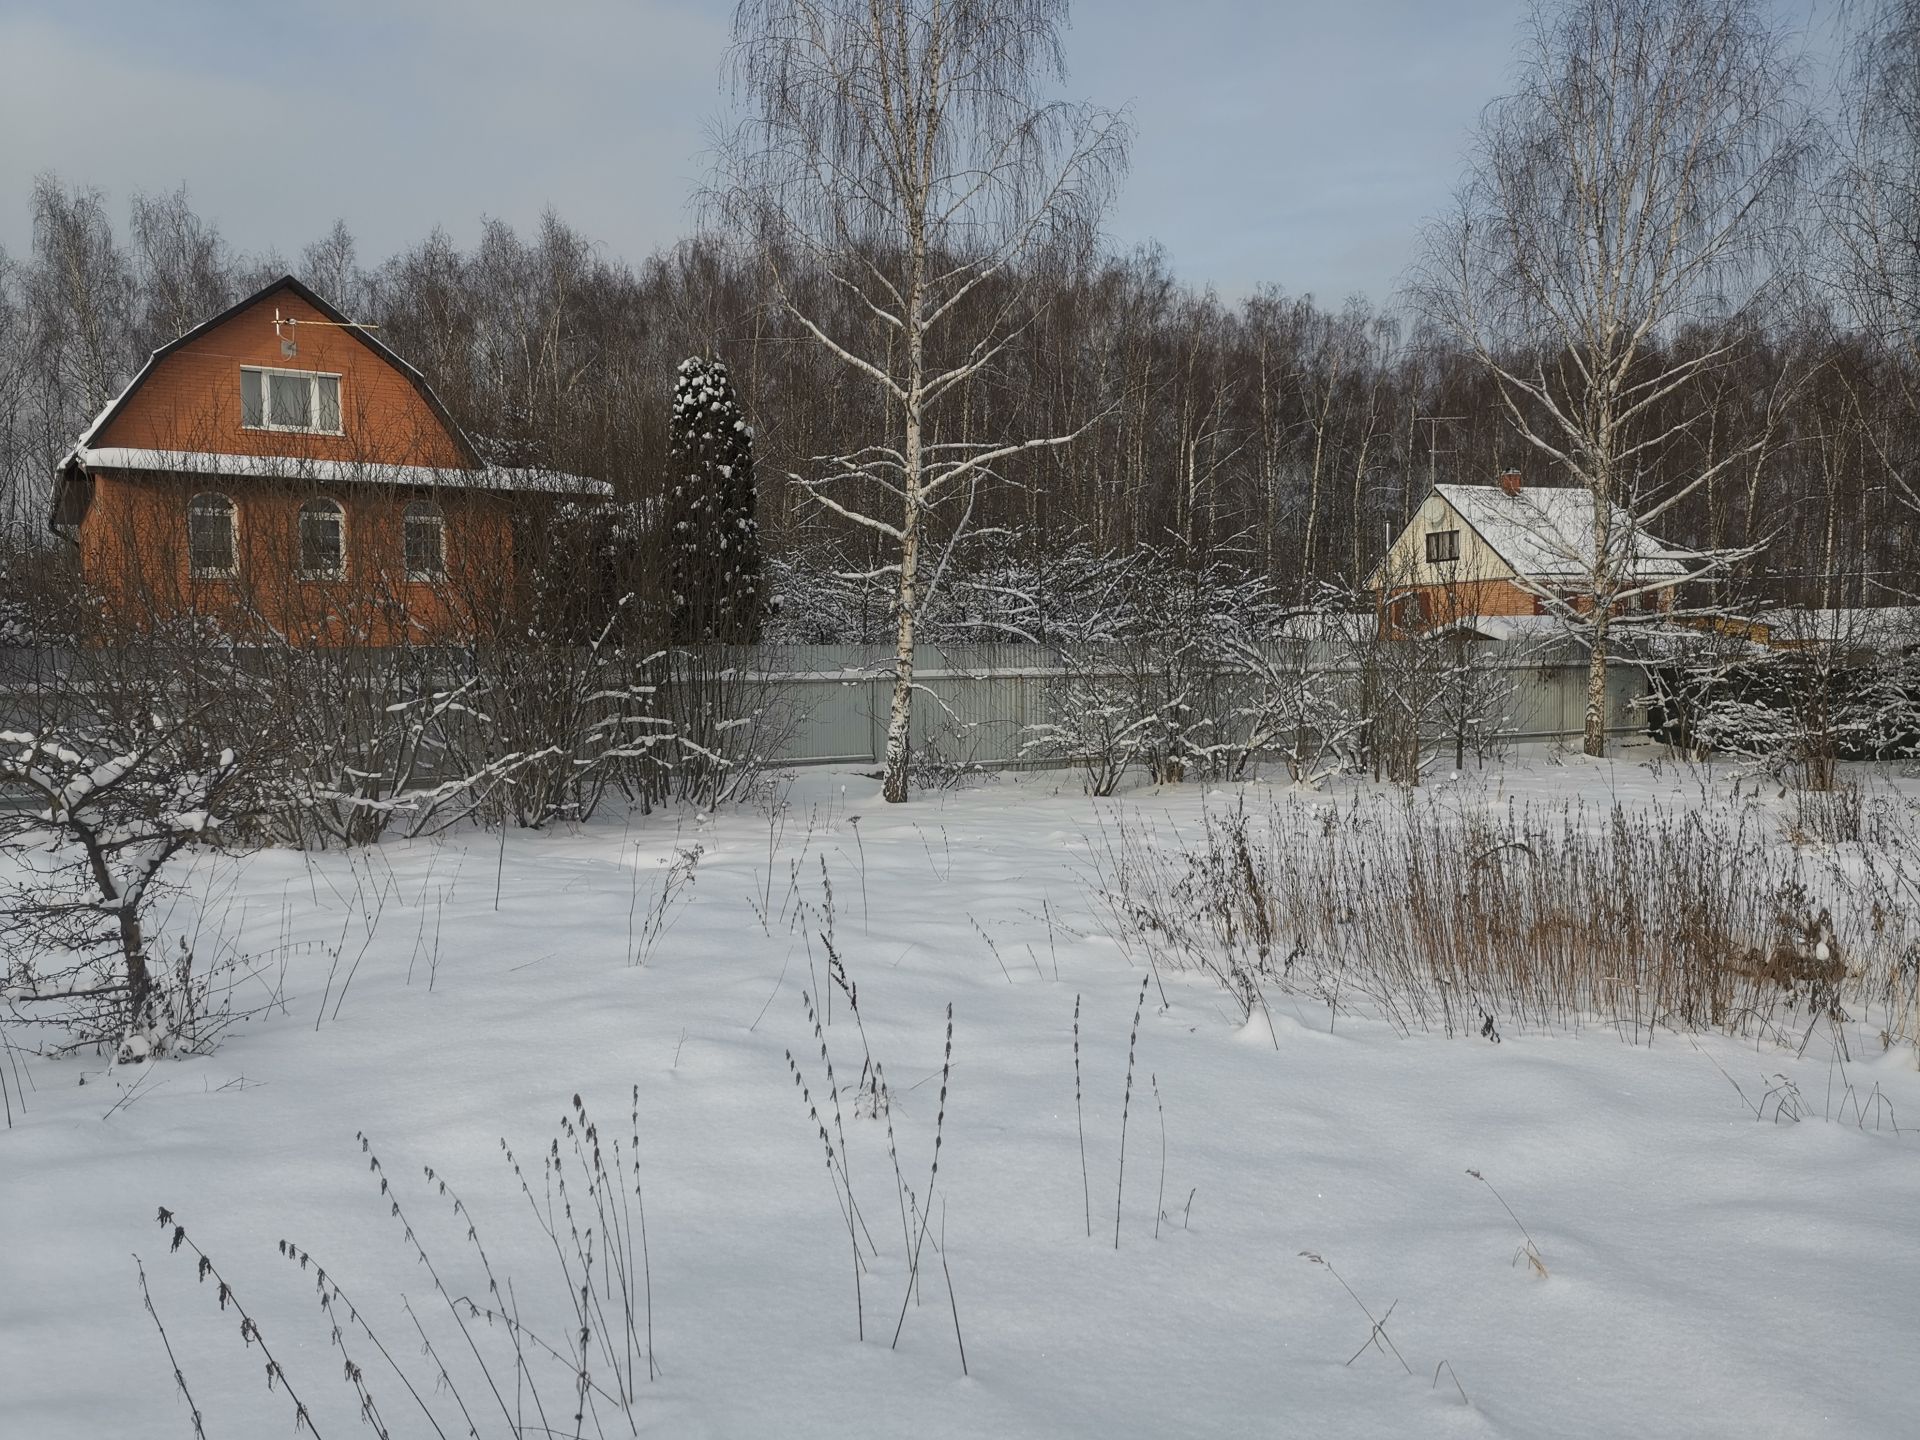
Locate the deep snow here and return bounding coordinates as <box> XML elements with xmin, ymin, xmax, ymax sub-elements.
<box><xmin>3</xmin><ymin>750</ymin><xmax>1918</xmax><ymax>1439</ymax></box>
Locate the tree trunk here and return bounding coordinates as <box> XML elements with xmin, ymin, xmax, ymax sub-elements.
<box><xmin>83</xmin><ymin>828</ymin><xmax>157</xmax><ymax>1037</ymax></box>
<box><xmin>123</xmin><ymin>919</ymin><xmax>154</xmax><ymax>1034</ymax></box>
<box><xmin>883</xmin><ymin>249</ymin><xmax>928</xmax><ymax>805</ymax></box>
<box><xmin>882</xmin><ymin>520</ymin><xmax>919</xmax><ymax>803</ymax></box>
<box><xmin>1584</xmin><ymin>606</ymin><xmax>1611</xmax><ymax>757</ymax></box>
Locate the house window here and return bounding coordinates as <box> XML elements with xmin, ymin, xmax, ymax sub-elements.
<box><xmin>187</xmin><ymin>492</ymin><xmax>236</xmax><ymax>578</ymax></box>
<box><xmin>404</xmin><ymin>499</ymin><xmax>446</xmax><ymax>580</ymax></box>
<box><xmin>242</xmin><ymin>367</ymin><xmax>342</xmax><ymax>434</ymax></box>
<box><xmin>298</xmin><ymin>498</ymin><xmax>346</xmax><ymax>578</ymax></box>
<box><xmin>1424</xmin><ymin>529</ymin><xmax>1461</xmax><ymax>563</ymax></box>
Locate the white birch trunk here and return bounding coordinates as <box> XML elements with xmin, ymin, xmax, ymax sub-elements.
<box><xmin>1585</xmin><ymin>486</ymin><xmax>1615</xmax><ymax>757</ymax></box>
<box><xmin>882</xmin><ymin>228</ymin><xmax>929</xmax><ymax>804</ymax></box>
<box><xmin>1583</xmin><ymin>609</ymin><xmax>1612</xmax><ymax>757</ymax></box>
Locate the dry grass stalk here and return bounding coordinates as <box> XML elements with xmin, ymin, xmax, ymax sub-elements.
<box><xmin>1114</xmin><ymin>975</ymin><xmax>1149</xmax><ymax>1249</ymax></box>
<box><xmin>1074</xmin><ymin>992</ymin><xmax>1090</xmax><ymax>1237</ymax></box>
<box><xmin>1466</xmin><ymin>1168</ymin><xmax>1547</xmax><ymax>1277</ymax></box>
<box><xmin>1091</xmin><ymin>791</ymin><xmax>1920</xmax><ymax>1051</ymax></box>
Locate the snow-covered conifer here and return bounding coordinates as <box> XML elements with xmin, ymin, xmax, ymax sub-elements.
<box><xmin>668</xmin><ymin>357</ymin><xmax>762</xmax><ymax>644</ymax></box>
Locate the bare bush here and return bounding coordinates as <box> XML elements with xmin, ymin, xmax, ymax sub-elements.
<box><xmin>1017</xmin><ymin>551</ymin><xmax>1364</xmax><ymax>792</ymax></box>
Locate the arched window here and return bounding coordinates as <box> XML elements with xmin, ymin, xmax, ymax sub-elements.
<box><xmin>298</xmin><ymin>498</ymin><xmax>346</xmax><ymax>579</ymax></box>
<box><xmin>404</xmin><ymin>499</ymin><xmax>446</xmax><ymax>580</ymax></box>
<box><xmin>187</xmin><ymin>492</ymin><xmax>237</xmax><ymax>578</ymax></box>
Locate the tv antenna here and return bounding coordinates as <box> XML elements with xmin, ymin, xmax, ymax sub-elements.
<box><xmin>273</xmin><ymin>307</ymin><xmax>380</xmax><ymax>360</ymax></box>
<box><xmin>1415</xmin><ymin>413</ymin><xmax>1465</xmax><ymax>490</ymax></box>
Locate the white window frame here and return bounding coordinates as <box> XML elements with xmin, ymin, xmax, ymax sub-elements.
<box><xmin>241</xmin><ymin>365</ymin><xmax>344</xmax><ymax>435</ymax></box>
<box><xmin>297</xmin><ymin>498</ymin><xmax>348</xmax><ymax>580</ymax></box>
<box><xmin>187</xmin><ymin>492</ymin><xmax>238</xmax><ymax>580</ymax></box>
<box><xmin>403</xmin><ymin>500</ymin><xmax>447</xmax><ymax>582</ymax></box>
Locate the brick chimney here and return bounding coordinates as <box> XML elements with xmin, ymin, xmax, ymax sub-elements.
<box><xmin>1497</xmin><ymin>468</ymin><xmax>1524</xmax><ymax>497</ymax></box>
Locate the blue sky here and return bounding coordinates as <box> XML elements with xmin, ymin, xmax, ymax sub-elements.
<box><xmin>0</xmin><ymin>0</ymin><xmax>1835</xmax><ymax>307</ymax></box>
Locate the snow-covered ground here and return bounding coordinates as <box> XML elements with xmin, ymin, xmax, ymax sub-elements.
<box><xmin>4</xmin><ymin>749</ymin><xmax>1919</xmax><ymax>1439</ymax></box>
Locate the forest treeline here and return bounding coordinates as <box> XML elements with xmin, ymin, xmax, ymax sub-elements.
<box><xmin>0</xmin><ymin>9</ymin><xmax>1914</xmax><ymax>621</ymax></box>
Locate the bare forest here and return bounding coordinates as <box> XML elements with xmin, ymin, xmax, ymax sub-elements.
<box><xmin>3</xmin><ymin>7</ymin><xmax>1918</xmax><ymax>639</ymax></box>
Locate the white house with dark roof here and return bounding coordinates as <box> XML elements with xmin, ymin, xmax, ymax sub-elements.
<box><xmin>1368</xmin><ymin>469</ymin><xmax>1692</xmax><ymax>634</ymax></box>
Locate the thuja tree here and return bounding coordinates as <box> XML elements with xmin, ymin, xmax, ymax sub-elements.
<box><xmin>669</xmin><ymin>356</ymin><xmax>763</xmax><ymax>644</ymax></box>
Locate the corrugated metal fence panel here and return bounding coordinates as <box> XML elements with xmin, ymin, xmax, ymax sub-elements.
<box><xmin>746</xmin><ymin>642</ymin><xmax>1646</xmax><ymax>766</ymax></box>
<box><xmin>769</xmin><ymin>672</ymin><xmax>881</xmax><ymax>764</ymax></box>
<box><xmin>0</xmin><ymin>641</ymin><xmax>1645</xmax><ymax>771</ymax></box>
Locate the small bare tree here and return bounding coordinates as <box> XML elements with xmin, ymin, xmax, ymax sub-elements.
<box><xmin>716</xmin><ymin>0</ymin><xmax>1127</xmax><ymax>801</ymax></box>
<box><xmin>1</xmin><ymin>704</ymin><xmax>241</xmax><ymax>1058</ymax></box>
<box><xmin>1417</xmin><ymin>0</ymin><xmax>1809</xmax><ymax>754</ymax></box>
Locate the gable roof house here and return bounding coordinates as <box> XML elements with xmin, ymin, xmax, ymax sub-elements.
<box><xmin>48</xmin><ymin>275</ymin><xmax>609</xmax><ymax>646</ymax></box>
<box><xmin>1367</xmin><ymin>470</ymin><xmax>1692</xmax><ymax>637</ymax></box>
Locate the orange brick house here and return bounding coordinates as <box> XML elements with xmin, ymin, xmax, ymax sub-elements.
<box><xmin>1367</xmin><ymin>470</ymin><xmax>1691</xmax><ymax>636</ymax></box>
<box><xmin>47</xmin><ymin>275</ymin><xmax>608</xmax><ymax>646</ymax></box>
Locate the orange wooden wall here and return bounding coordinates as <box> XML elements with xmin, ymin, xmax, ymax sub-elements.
<box><xmin>1383</xmin><ymin>578</ymin><xmax>1677</xmax><ymax>635</ymax></box>
<box><xmin>75</xmin><ymin>286</ymin><xmax>527</xmax><ymax>645</ymax></box>
<box><xmin>92</xmin><ymin>290</ymin><xmax>468</xmax><ymax>468</ymax></box>
<box><xmin>81</xmin><ymin>472</ymin><xmax>519</xmax><ymax>646</ymax></box>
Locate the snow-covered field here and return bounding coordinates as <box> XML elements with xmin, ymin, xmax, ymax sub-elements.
<box><xmin>4</xmin><ymin>749</ymin><xmax>1919</xmax><ymax>1439</ymax></box>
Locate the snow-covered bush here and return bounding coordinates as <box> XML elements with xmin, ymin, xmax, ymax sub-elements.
<box><xmin>1</xmin><ymin>715</ymin><xmax>241</xmax><ymax>1059</ymax></box>
<box><xmin>1019</xmin><ymin>552</ymin><xmax>1371</xmax><ymax>792</ymax></box>
<box><xmin>1212</xmin><ymin>601</ymin><xmax>1375</xmax><ymax>785</ymax></box>
<box><xmin>761</xmin><ymin>546</ymin><xmax>898</xmax><ymax>644</ymax></box>
<box><xmin>1336</xmin><ymin>615</ymin><xmax>1459</xmax><ymax>784</ymax></box>
<box><xmin>1649</xmin><ymin>632</ymin><xmax>1920</xmax><ymax>786</ymax></box>
<box><xmin>1022</xmin><ymin>632</ymin><xmax>1219</xmax><ymax>793</ymax></box>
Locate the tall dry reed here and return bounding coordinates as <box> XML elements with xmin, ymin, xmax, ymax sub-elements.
<box><xmin>1091</xmin><ymin>791</ymin><xmax>1920</xmax><ymax>1049</ymax></box>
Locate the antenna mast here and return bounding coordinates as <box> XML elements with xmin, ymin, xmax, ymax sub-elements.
<box><xmin>273</xmin><ymin>307</ymin><xmax>379</xmax><ymax>360</ymax></box>
<box><xmin>1416</xmin><ymin>413</ymin><xmax>1465</xmax><ymax>491</ymax></box>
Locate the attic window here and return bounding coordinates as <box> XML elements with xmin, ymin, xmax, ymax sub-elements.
<box><xmin>1425</xmin><ymin>529</ymin><xmax>1461</xmax><ymax>563</ymax></box>
<box><xmin>242</xmin><ymin>366</ymin><xmax>342</xmax><ymax>434</ymax></box>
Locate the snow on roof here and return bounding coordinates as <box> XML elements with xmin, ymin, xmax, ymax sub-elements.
<box><xmin>1435</xmin><ymin>483</ymin><xmax>1691</xmax><ymax>581</ymax></box>
<box><xmin>1426</xmin><ymin>613</ymin><xmax>1571</xmax><ymax>644</ymax></box>
<box><xmin>73</xmin><ymin>373</ymin><xmax>146</xmax><ymax>451</ymax></box>
<box><xmin>68</xmin><ymin>446</ymin><xmax>611</xmax><ymax>498</ymax></box>
<box><xmin>1270</xmin><ymin>610</ymin><xmax>1376</xmax><ymax>644</ymax></box>
<box><xmin>1754</xmin><ymin>605</ymin><xmax>1920</xmax><ymax>644</ymax></box>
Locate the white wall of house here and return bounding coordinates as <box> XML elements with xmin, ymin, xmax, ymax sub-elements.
<box><xmin>1372</xmin><ymin>494</ymin><xmax>1515</xmax><ymax>589</ymax></box>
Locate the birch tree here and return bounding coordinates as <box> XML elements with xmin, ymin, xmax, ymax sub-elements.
<box><xmin>1829</xmin><ymin>0</ymin><xmax>1920</xmax><ymax>547</ymax></box>
<box><xmin>1417</xmin><ymin>0</ymin><xmax>1808</xmax><ymax>754</ymax></box>
<box><xmin>717</xmin><ymin>0</ymin><xmax>1127</xmax><ymax>801</ymax></box>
